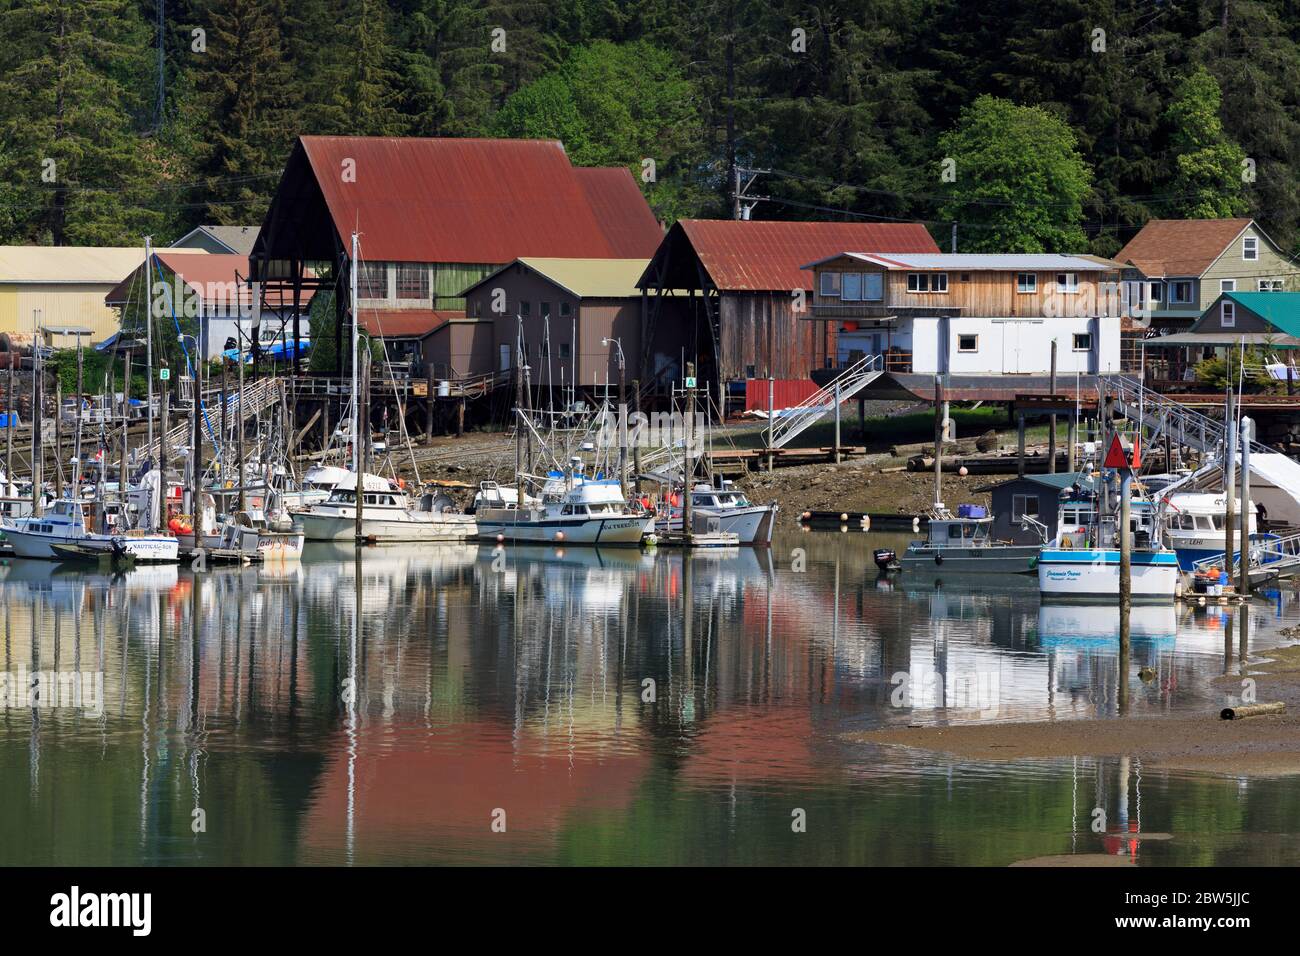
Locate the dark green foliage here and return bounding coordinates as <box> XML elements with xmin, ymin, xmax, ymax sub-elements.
<box><xmin>5</xmin><ymin>0</ymin><xmax>1300</xmax><ymax>252</ymax></box>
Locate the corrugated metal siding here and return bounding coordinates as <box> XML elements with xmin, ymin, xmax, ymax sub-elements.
<box><xmin>433</xmin><ymin>263</ymin><xmax>494</xmax><ymax>310</ymax></box>
<box><xmin>743</xmin><ymin>378</ymin><xmax>821</xmax><ymax>411</ymax></box>
<box><xmin>300</xmin><ymin>136</ymin><xmax>663</xmax><ymax>264</ymax></box>
<box><xmin>3</xmin><ymin>284</ymin><xmax>121</xmax><ymax>343</ymax></box>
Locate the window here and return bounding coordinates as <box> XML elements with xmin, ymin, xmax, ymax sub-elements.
<box><xmin>1011</xmin><ymin>494</ymin><xmax>1039</xmax><ymax>520</ymax></box>
<box><xmin>1222</xmin><ymin>301</ymin><xmax>1236</xmax><ymax>327</ymax></box>
<box><xmin>1259</xmin><ymin>279</ymin><xmax>1284</xmax><ymax>292</ymax></box>
<box><xmin>961</xmin><ymin>273</ymin><xmax>971</xmax><ymax>282</ymax></box>
<box><xmin>358</xmin><ymin>262</ymin><xmax>387</xmax><ymax>299</ymax></box>
<box><xmin>820</xmin><ymin>272</ymin><xmax>841</xmax><ymax>296</ymax></box>
<box><xmin>864</xmin><ymin>273</ymin><xmax>884</xmax><ymax>301</ymax></box>
<box><xmin>540</xmin><ymin>301</ymin><xmax>551</xmax><ymax>319</ymax></box>
<box><xmin>395</xmin><ymin>264</ymin><xmax>429</xmax><ymax>300</ymax></box>
<box><xmin>520</xmin><ymin>301</ymin><xmax>531</xmax><ymax>317</ymax></box>
<box><xmin>948</xmin><ymin>524</ymin><xmax>963</xmax><ymax>540</ymax></box>
<box><xmin>745</xmin><ymin>364</ymin><xmax>756</xmax><ymax>379</ymax></box>
<box><xmin>907</xmin><ymin>273</ymin><xmax>948</xmax><ymax>293</ymax></box>
<box><xmin>560</xmin><ymin>302</ymin><xmax>572</xmax><ymax>317</ymax></box>
<box><xmin>1171</xmin><ymin>281</ymin><xmax>1193</xmax><ymax>303</ymax></box>
<box><xmin>842</xmin><ymin>273</ymin><xmax>863</xmax><ymax>301</ymax></box>
<box><xmin>958</xmin><ymin>333</ymin><xmax>979</xmax><ymax>352</ymax></box>
<box><xmin>1072</xmin><ymin>333</ymin><xmax>1092</xmax><ymax>352</ymax></box>
<box><xmin>559</xmin><ymin>343</ymin><xmax>571</xmax><ymax>359</ymax></box>
<box><xmin>1056</xmin><ymin>272</ymin><xmax>1079</xmax><ymax>293</ymax></box>
<box><xmin>1220</xmin><ymin>279</ymin><xmax>1236</xmax><ymax>292</ymax></box>
<box><xmin>1016</xmin><ymin>273</ymin><xmax>1037</xmax><ymax>293</ymax></box>
<box><xmin>472</xmin><ymin>298</ymin><xmax>482</xmax><ymax>317</ymax></box>
<box><xmin>1148</xmin><ymin>282</ymin><xmax>1163</xmax><ymax>304</ymax></box>
<box><xmin>1244</xmin><ymin>236</ymin><xmax>1259</xmax><ymax>261</ymax></box>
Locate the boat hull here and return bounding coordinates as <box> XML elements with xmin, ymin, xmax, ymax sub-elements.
<box><xmin>663</xmin><ymin>505</ymin><xmax>777</xmax><ymax>545</ymax></box>
<box><xmin>3</xmin><ymin>528</ymin><xmax>178</xmax><ymax>562</ymax></box>
<box><xmin>1037</xmin><ymin>549</ymin><xmax>1180</xmax><ymax>602</ymax></box>
<box><xmin>900</xmin><ymin>543</ymin><xmax>1040</xmax><ymax>574</ymax></box>
<box><xmin>300</xmin><ymin>510</ymin><xmax>476</xmax><ymax>543</ymax></box>
<box><xmin>475</xmin><ymin>512</ymin><xmax>652</xmax><ymax>546</ymax></box>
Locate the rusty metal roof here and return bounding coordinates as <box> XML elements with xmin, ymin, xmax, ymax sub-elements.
<box><xmin>105</xmin><ymin>252</ymin><xmax>314</xmax><ymax>308</ymax></box>
<box><xmin>296</xmin><ymin>136</ymin><xmax>662</xmax><ymax>264</ymax></box>
<box><xmin>640</xmin><ymin>220</ymin><xmax>940</xmax><ymax>292</ymax></box>
<box><xmin>358</xmin><ymin>309</ymin><xmax>460</xmax><ymax>339</ymax></box>
<box><xmin>572</xmin><ymin>167</ymin><xmax>664</xmax><ymax>257</ymax></box>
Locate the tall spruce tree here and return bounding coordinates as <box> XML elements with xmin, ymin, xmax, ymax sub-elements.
<box><xmin>1163</xmin><ymin>66</ymin><xmax>1249</xmax><ymax>219</ymax></box>
<box><xmin>0</xmin><ymin>0</ymin><xmax>160</xmax><ymax>244</ymax></box>
<box><xmin>188</xmin><ymin>0</ymin><xmax>300</xmax><ymax>224</ymax></box>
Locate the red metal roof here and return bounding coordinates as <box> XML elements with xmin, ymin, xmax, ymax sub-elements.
<box><xmin>357</xmin><ymin>309</ymin><xmax>460</xmax><ymax>339</ymax></box>
<box><xmin>669</xmin><ymin>219</ymin><xmax>940</xmax><ymax>292</ymax></box>
<box><xmin>572</xmin><ymin>167</ymin><xmax>664</xmax><ymax>257</ymax></box>
<box><xmin>104</xmin><ymin>252</ymin><xmax>314</xmax><ymax>308</ymax></box>
<box><xmin>298</xmin><ymin>136</ymin><xmax>662</xmax><ymax>264</ymax></box>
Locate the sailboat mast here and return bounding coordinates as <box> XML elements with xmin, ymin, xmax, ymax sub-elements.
<box><xmin>144</xmin><ymin>236</ymin><xmax>154</xmax><ymax>508</ymax></box>
<box><xmin>351</xmin><ymin>232</ymin><xmax>363</xmax><ymax>545</ymax></box>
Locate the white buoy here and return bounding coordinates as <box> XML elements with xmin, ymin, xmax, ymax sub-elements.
<box><xmin>958</xmin><ymin>466</ymin><xmax>968</xmax><ymax>477</ymax></box>
<box><xmin>496</xmin><ymin>534</ymin><xmax>505</xmax><ymax>544</ymax></box>
<box><xmin>840</xmin><ymin>512</ymin><xmax>848</xmax><ymax>522</ymax></box>
<box><xmin>556</xmin><ymin>531</ymin><xmax>565</xmax><ymax>542</ymax></box>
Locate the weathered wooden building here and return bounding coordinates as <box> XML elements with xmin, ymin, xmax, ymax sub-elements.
<box><xmin>248</xmin><ymin>135</ymin><xmax>664</xmax><ymax>377</ymax></box>
<box><xmin>457</xmin><ymin>257</ymin><xmax>687</xmax><ymax>396</ymax></box>
<box><xmin>635</xmin><ymin>220</ymin><xmax>939</xmax><ymax>399</ymax></box>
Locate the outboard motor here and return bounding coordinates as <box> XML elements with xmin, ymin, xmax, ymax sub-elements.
<box><xmin>873</xmin><ymin>548</ymin><xmax>898</xmax><ymax>571</ymax></box>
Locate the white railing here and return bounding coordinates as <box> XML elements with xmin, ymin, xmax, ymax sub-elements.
<box><xmin>1106</xmin><ymin>375</ymin><xmax>1272</xmax><ymax>454</ymax></box>
<box><xmin>769</xmin><ymin>353</ymin><xmax>885</xmax><ymax>449</ymax></box>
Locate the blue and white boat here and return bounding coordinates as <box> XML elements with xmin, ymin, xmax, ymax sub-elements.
<box><xmin>1161</xmin><ymin>490</ymin><xmax>1280</xmax><ymax>571</ymax></box>
<box><xmin>1</xmin><ymin>498</ymin><xmax>179</xmax><ymax>563</ymax></box>
<box><xmin>1036</xmin><ymin>480</ymin><xmax>1180</xmax><ymax>602</ymax></box>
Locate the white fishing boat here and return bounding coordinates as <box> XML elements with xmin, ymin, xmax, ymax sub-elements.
<box><xmin>281</xmin><ymin>463</ymin><xmax>352</xmax><ymax>512</ymax></box>
<box><xmin>900</xmin><ymin>504</ymin><xmax>1041</xmax><ymax>573</ymax></box>
<box><xmin>1036</xmin><ymin>482</ymin><xmax>1180</xmax><ymax>602</ymax></box>
<box><xmin>474</xmin><ymin>472</ymin><xmax>653</xmax><ymax>546</ymax></box>
<box><xmin>661</xmin><ymin>482</ymin><xmax>778</xmax><ymax>545</ymax></box>
<box><xmin>1</xmin><ymin>498</ymin><xmax>179</xmax><ymax>562</ymax></box>
<box><xmin>299</xmin><ymin>472</ymin><xmax>477</xmax><ymax>543</ymax></box>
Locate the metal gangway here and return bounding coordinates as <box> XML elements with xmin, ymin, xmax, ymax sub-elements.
<box><xmin>140</xmin><ymin>376</ymin><xmax>285</xmax><ymax>465</ymax></box>
<box><xmin>1106</xmin><ymin>375</ymin><xmax>1273</xmax><ymax>455</ymax></box>
<box><xmin>768</xmin><ymin>353</ymin><xmax>886</xmax><ymax>449</ymax></box>
<box><xmin>1190</xmin><ymin>529</ymin><xmax>1300</xmax><ymax>585</ymax></box>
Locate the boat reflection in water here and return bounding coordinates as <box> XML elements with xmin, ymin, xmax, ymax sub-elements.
<box><xmin>2</xmin><ymin>532</ymin><xmax>1299</xmax><ymax>866</ymax></box>
<box><xmin>1037</xmin><ymin>603</ymin><xmax>1179</xmax><ymax>647</ymax></box>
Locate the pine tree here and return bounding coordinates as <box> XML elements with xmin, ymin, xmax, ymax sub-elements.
<box><xmin>0</xmin><ymin>0</ymin><xmax>160</xmax><ymax>244</ymax></box>
<box><xmin>393</xmin><ymin>0</ymin><xmax>496</xmax><ymax>136</ymax></box>
<box><xmin>187</xmin><ymin>0</ymin><xmax>301</xmax><ymax>224</ymax></box>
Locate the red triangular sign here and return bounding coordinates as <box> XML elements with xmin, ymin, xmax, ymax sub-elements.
<box><xmin>1104</xmin><ymin>433</ymin><xmax>1130</xmax><ymax>469</ymax></box>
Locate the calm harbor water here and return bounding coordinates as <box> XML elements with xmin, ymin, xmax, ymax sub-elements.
<box><xmin>3</xmin><ymin>529</ymin><xmax>1300</xmax><ymax>866</ymax></box>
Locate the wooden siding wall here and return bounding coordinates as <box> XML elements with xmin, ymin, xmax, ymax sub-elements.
<box><xmin>811</xmin><ymin>258</ymin><xmax>1125</xmax><ymax>317</ymax></box>
<box><xmin>719</xmin><ymin>291</ymin><xmax>829</xmax><ymax>380</ymax></box>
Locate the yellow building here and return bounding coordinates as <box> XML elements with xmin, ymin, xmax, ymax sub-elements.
<box><xmin>0</xmin><ymin>246</ymin><xmax>206</xmax><ymax>346</ymax></box>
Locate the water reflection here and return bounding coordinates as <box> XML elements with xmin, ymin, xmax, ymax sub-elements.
<box><xmin>1</xmin><ymin>532</ymin><xmax>1299</xmax><ymax>865</ymax></box>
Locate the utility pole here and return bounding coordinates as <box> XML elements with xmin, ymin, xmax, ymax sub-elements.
<box><xmin>933</xmin><ymin>375</ymin><xmax>944</xmax><ymax>509</ymax></box>
<box><xmin>1049</xmin><ymin>339</ymin><xmax>1057</xmax><ymax>474</ymax></box>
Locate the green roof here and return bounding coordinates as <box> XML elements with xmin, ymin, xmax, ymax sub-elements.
<box><xmin>515</xmin><ymin>257</ymin><xmax>649</xmax><ymax>298</ymax></box>
<box><xmin>1223</xmin><ymin>291</ymin><xmax>1300</xmax><ymax>336</ymax></box>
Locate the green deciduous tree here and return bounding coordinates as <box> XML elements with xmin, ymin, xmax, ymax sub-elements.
<box><xmin>937</xmin><ymin>95</ymin><xmax>1092</xmax><ymax>252</ymax></box>
<box><xmin>1163</xmin><ymin>67</ymin><xmax>1248</xmax><ymax>220</ymax></box>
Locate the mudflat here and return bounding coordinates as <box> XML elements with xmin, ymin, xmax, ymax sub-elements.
<box><xmin>849</xmin><ymin>644</ymin><xmax>1300</xmax><ymax>778</ymax></box>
